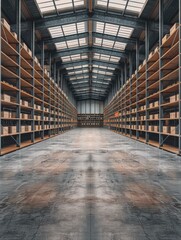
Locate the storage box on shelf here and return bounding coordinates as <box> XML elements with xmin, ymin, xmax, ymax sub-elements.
<box><xmin>0</xmin><ymin>20</ymin><xmax>77</xmax><ymax>155</ymax></box>
<box><xmin>103</xmin><ymin>22</ymin><xmax>180</xmax><ymax>155</ymax></box>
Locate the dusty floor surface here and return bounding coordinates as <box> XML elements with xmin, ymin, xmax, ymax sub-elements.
<box><xmin>0</xmin><ymin>128</ymin><xmax>181</xmax><ymax>240</ymax></box>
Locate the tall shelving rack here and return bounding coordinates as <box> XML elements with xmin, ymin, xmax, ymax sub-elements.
<box><xmin>0</xmin><ymin>19</ymin><xmax>77</xmax><ymax>155</ymax></box>
<box><xmin>104</xmin><ymin>23</ymin><xmax>181</xmax><ymax>155</ymax></box>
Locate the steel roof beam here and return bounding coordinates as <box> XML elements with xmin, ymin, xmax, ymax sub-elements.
<box><xmin>64</xmin><ymin>66</ymin><xmax>115</xmax><ymax>74</ymax></box>
<box><xmin>53</xmin><ymin>46</ymin><xmax>127</xmax><ymax>58</ymax></box>
<box><xmin>61</xmin><ymin>60</ymin><xmax>119</xmax><ymax>68</ymax></box>
<box><xmin>70</xmin><ymin>77</ymin><xmax>111</xmax><ymax>83</ymax></box>
<box><xmin>65</xmin><ymin>72</ymin><xmax>115</xmax><ymax>79</ymax></box>
<box><xmin>12</xmin><ymin>10</ymin><xmax>170</xmax><ymax>32</ymax></box>
<box><xmin>41</xmin><ymin>32</ymin><xmax>140</xmax><ymax>45</ymax></box>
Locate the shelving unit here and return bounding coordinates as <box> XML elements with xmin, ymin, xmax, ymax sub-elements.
<box><xmin>0</xmin><ymin>19</ymin><xmax>77</xmax><ymax>155</ymax></box>
<box><xmin>104</xmin><ymin>23</ymin><xmax>180</xmax><ymax>155</ymax></box>
<box><xmin>77</xmin><ymin>114</ymin><xmax>103</xmax><ymax>127</ymax></box>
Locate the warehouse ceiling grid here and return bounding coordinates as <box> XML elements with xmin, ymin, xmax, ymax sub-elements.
<box><xmin>31</xmin><ymin>0</ymin><xmax>149</xmax><ymax>100</ymax></box>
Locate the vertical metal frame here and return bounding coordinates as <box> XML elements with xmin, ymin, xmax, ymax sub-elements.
<box><xmin>41</xmin><ymin>41</ymin><xmax>45</xmax><ymax>139</ymax></box>
<box><xmin>179</xmin><ymin>0</ymin><xmax>181</xmax><ymax>154</ymax></box>
<box><xmin>159</xmin><ymin>0</ymin><xmax>164</xmax><ymax>147</ymax></box>
<box><xmin>31</xmin><ymin>21</ymin><xmax>35</xmax><ymax>142</ymax></box>
<box><xmin>136</xmin><ymin>39</ymin><xmax>139</xmax><ymax>139</ymax></box>
<box><xmin>16</xmin><ymin>0</ymin><xmax>21</xmax><ymax>147</ymax></box>
<box><xmin>129</xmin><ymin>52</ymin><xmax>132</xmax><ymax>137</ymax></box>
<box><xmin>145</xmin><ymin>21</ymin><xmax>149</xmax><ymax>143</ymax></box>
<box><xmin>48</xmin><ymin>53</ymin><xmax>51</xmax><ymax>136</ymax></box>
<box><xmin>0</xmin><ymin>0</ymin><xmax>2</xmax><ymax>153</ymax></box>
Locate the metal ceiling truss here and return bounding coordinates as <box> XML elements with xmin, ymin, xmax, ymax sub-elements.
<box><xmin>60</xmin><ymin>60</ymin><xmax>120</xmax><ymax>69</ymax></box>
<box><xmin>41</xmin><ymin>32</ymin><xmax>142</xmax><ymax>45</ymax></box>
<box><xmin>13</xmin><ymin>10</ymin><xmax>170</xmax><ymax>32</ymax></box>
<box><xmin>53</xmin><ymin>46</ymin><xmax>127</xmax><ymax>58</ymax></box>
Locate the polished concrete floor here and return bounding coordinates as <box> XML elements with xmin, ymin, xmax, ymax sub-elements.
<box><xmin>0</xmin><ymin>128</ymin><xmax>181</xmax><ymax>240</ymax></box>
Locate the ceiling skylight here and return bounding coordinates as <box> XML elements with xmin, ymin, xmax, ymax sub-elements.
<box><xmin>96</xmin><ymin>0</ymin><xmax>148</xmax><ymax>16</ymax></box>
<box><xmin>36</xmin><ymin>0</ymin><xmax>85</xmax><ymax>15</ymax></box>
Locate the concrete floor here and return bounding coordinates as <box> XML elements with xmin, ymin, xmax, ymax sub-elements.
<box><xmin>0</xmin><ymin>128</ymin><xmax>181</xmax><ymax>240</ymax></box>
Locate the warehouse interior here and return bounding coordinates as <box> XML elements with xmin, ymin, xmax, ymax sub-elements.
<box><xmin>0</xmin><ymin>0</ymin><xmax>181</xmax><ymax>239</ymax></box>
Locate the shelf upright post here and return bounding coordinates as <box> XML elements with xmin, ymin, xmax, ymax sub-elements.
<box><xmin>60</xmin><ymin>73</ymin><xmax>63</xmax><ymax>132</ymax></box>
<box><xmin>48</xmin><ymin>53</ymin><xmax>51</xmax><ymax>137</ymax></box>
<box><xmin>53</xmin><ymin>61</ymin><xmax>56</xmax><ymax>134</ymax></box>
<box><xmin>30</xmin><ymin>21</ymin><xmax>35</xmax><ymax>143</ymax></box>
<box><xmin>41</xmin><ymin>41</ymin><xmax>44</xmax><ymax>139</ymax></box>
<box><xmin>136</xmin><ymin>39</ymin><xmax>139</xmax><ymax>139</ymax></box>
<box><xmin>145</xmin><ymin>21</ymin><xmax>150</xmax><ymax>143</ymax></box>
<box><xmin>57</xmin><ymin>69</ymin><xmax>60</xmax><ymax>134</ymax></box>
<box><xmin>179</xmin><ymin>0</ymin><xmax>181</xmax><ymax>154</ymax></box>
<box><xmin>159</xmin><ymin>0</ymin><xmax>164</xmax><ymax>147</ymax></box>
<box><xmin>124</xmin><ymin>62</ymin><xmax>127</xmax><ymax>135</ymax></box>
<box><xmin>129</xmin><ymin>52</ymin><xmax>132</xmax><ymax>137</ymax></box>
<box><xmin>0</xmin><ymin>0</ymin><xmax>1</xmax><ymax>154</ymax></box>
<box><xmin>15</xmin><ymin>0</ymin><xmax>21</xmax><ymax>147</ymax></box>
<box><xmin>121</xmin><ymin>68</ymin><xmax>124</xmax><ymax>134</ymax></box>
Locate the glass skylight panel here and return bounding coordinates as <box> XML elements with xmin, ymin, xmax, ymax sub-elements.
<box><xmin>63</xmin><ymin>24</ymin><xmax>77</xmax><ymax>35</ymax></box>
<box><xmin>36</xmin><ymin>0</ymin><xmax>55</xmax><ymax>14</ymax></box>
<box><xmin>96</xmin><ymin>0</ymin><xmax>147</xmax><ymax>15</ymax></box>
<box><xmin>49</xmin><ymin>26</ymin><xmax>63</xmax><ymax>38</ymax></box>
<box><xmin>118</xmin><ymin>26</ymin><xmax>133</xmax><ymax>38</ymax></box>
<box><xmin>67</xmin><ymin>39</ymin><xmax>79</xmax><ymax>48</ymax></box>
<box><xmin>127</xmin><ymin>0</ymin><xmax>147</xmax><ymax>14</ymax></box>
<box><xmin>95</xmin><ymin>38</ymin><xmax>102</xmax><ymax>46</ymax></box>
<box><xmin>79</xmin><ymin>38</ymin><xmax>86</xmax><ymax>46</ymax></box>
<box><xmin>110</xmin><ymin>56</ymin><xmax>120</xmax><ymax>62</ymax></box>
<box><xmin>55</xmin><ymin>42</ymin><xmax>67</xmax><ymax>50</ymax></box>
<box><xmin>100</xmin><ymin>54</ymin><xmax>110</xmax><ymax>61</ymax></box>
<box><xmin>102</xmin><ymin>39</ymin><xmax>114</xmax><ymax>48</ymax></box>
<box><xmin>61</xmin><ymin>56</ymin><xmax>71</xmax><ymax>62</ymax></box>
<box><xmin>36</xmin><ymin>0</ymin><xmax>84</xmax><ymax>15</ymax></box>
<box><xmin>114</xmin><ymin>42</ymin><xmax>126</xmax><ymax>50</ymax></box>
<box><xmin>104</xmin><ymin>23</ymin><xmax>119</xmax><ymax>36</ymax></box>
<box><xmin>71</xmin><ymin>54</ymin><xmax>81</xmax><ymax>60</ymax></box>
<box><xmin>96</xmin><ymin>22</ymin><xmax>104</xmax><ymax>33</ymax></box>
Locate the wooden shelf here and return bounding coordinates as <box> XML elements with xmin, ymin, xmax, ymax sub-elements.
<box><xmin>0</xmin><ymin>19</ymin><xmax>77</xmax><ymax>155</ymax></box>
<box><xmin>104</xmin><ymin>22</ymin><xmax>180</xmax><ymax>155</ymax></box>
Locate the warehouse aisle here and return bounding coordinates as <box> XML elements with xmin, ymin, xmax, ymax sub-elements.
<box><xmin>0</xmin><ymin>128</ymin><xmax>181</xmax><ymax>240</ymax></box>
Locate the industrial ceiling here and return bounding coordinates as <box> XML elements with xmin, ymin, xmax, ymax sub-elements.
<box><xmin>1</xmin><ymin>0</ymin><xmax>179</xmax><ymax>101</ymax></box>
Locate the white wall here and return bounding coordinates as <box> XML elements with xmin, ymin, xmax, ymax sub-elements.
<box><xmin>77</xmin><ymin>100</ymin><xmax>104</xmax><ymax>114</ymax></box>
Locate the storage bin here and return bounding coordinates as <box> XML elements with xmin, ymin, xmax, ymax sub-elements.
<box><xmin>2</xmin><ymin>18</ymin><xmax>10</xmax><ymax>31</ymax></box>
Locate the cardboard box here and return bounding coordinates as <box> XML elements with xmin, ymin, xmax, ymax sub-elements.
<box><xmin>22</xmin><ymin>43</ymin><xmax>28</xmax><ymax>51</ymax></box>
<box><xmin>9</xmin><ymin>126</ymin><xmax>16</xmax><ymax>134</ymax></box>
<box><xmin>170</xmin><ymin>94</ymin><xmax>179</xmax><ymax>103</ymax></box>
<box><xmin>148</xmin><ymin>126</ymin><xmax>153</xmax><ymax>131</ymax></box>
<box><xmin>154</xmin><ymin>114</ymin><xmax>159</xmax><ymax>119</ymax></box>
<box><xmin>154</xmin><ymin>126</ymin><xmax>159</xmax><ymax>132</ymax></box>
<box><xmin>27</xmin><ymin>48</ymin><xmax>32</xmax><ymax>57</ymax></box>
<box><xmin>1</xmin><ymin>94</ymin><xmax>11</xmax><ymax>102</ymax></box>
<box><xmin>21</xmin><ymin>126</ymin><xmax>26</xmax><ymax>132</ymax></box>
<box><xmin>12</xmin><ymin>32</ymin><xmax>17</xmax><ymax>39</ymax></box>
<box><xmin>1</xmin><ymin>126</ymin><xmax>9</xmax><ymax>135</ymax></box>
<box><xmin>170</xmin><ymin>23</ymin><xmax>179</xmax><ymax>35</ymax></box>
<box><xmin>148</xmin><ymin>51</ymin><xmax>154</xmax><ymax>60</ymax></box>
<box><xmin>170</xmin><ymin>126</ymin><xmax>179</xmax><ymax>135</ymax></box>
<box><xmin>162</xmin><ymin>34</ymin><xmax>170</xmax><ymax>45</ymax></box>
<box><xmin>1</xmin><ymin>111</ymin><xmax>10</xmax><ymax>118</ymax></box>
<box><xmin>163</xmin><ymin>126</ymin><xmax>170</xmax><ymax>133</ymax></box>
<box><xmin>2</xmin><ymin>18</ymin><xmax>10</xmax><ymax>31</ymax></box>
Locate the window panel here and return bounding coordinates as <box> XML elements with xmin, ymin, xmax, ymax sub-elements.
<box><xmin>96</xmin><ymin>0</ymin><xmax>148</xmax><ymax>16</ymax></box>
<box><xmin>36</xmin><ymin>0</ymin><xmax>84</xmax><ymax>15</ymax></box>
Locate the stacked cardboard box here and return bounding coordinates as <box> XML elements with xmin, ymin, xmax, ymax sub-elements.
<box><xmin>9</xmin><ymin>126</ymin><xmax>17</xmax><ymax>134</ymax></box>
<box><xmin>162</xmin><ymin>34</ymin><xmax>170</xmax><ymax>45</ymax></box>
<box><xmin>170</xmin><ymin>126</ymin><xmax>179</xmax><ymax>134</ymax></box>
<box><xmin>2</xmin><ymin>18</ymin><xmax>10</xmax><ymax>31</ymax></box>
<box><xmin>163</xmin><ymin>126</ymin><xmax>170</xmax><ymax>133</ymax></box>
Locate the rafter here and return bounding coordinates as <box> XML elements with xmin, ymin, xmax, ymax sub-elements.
<box><xmin>12</xmin><ymin>10</ymin><xmax>170</xmax><ymax>32</ymax></box>
<box><xmin>53</xmin><ymin>46</ymin><xmax>126</xmax><ymax>58</ymax></box>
